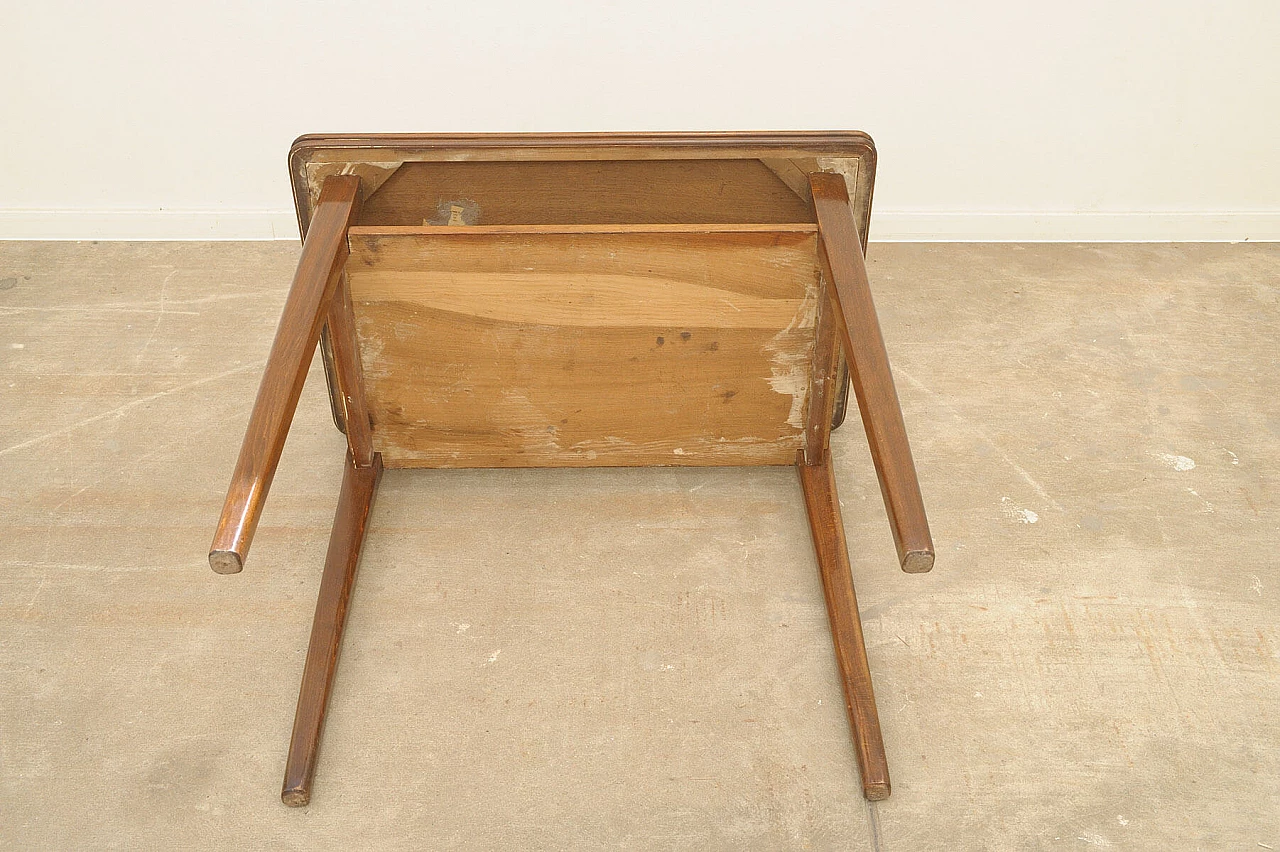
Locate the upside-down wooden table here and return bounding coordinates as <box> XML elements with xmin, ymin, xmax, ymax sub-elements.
<box><xmin>208</xmin><ymin>132</ymin><xmax>934</xmax><ymax>806</ymax></box>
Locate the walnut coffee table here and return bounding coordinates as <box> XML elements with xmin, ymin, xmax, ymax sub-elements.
<box><xmin>208</xmin><ymin>132</ymin><xmax>934</xmax><ymax>806</ymax></box>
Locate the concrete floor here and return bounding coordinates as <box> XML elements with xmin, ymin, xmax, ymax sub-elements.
<box><xmin>1</xmin><ymin>241</ymin><xmax>1277</xmax><ymax>849</ymax></box>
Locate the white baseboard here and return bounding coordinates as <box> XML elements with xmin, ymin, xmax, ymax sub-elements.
<box><xmin>870</xmin><ymin>211</ymin><xmax>1280</xmax><ymax>242</ymax></box>
<box><xmin>1</xmin><ymin>208</ymin><xmax>1278</xmax><ymax>242</ymax></box>
<box><xmin>0</xmin><ymin>209</ymin><xmax>301</xmax><ymax>241</ymax></box>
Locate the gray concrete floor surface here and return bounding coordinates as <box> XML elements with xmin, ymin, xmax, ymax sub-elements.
<box><xmin>1</xmin><ymin>241</ymin><xmax>1277</xmax><ymax>849</ymax></box>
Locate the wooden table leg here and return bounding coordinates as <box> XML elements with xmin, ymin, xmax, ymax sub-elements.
<box><xmin>325</xmin><ymin>272</ymin><xmax>374</xmax><ymax>467</ymax></box>
<box><xmin>810</xmin><ymin>171</ymin><xmax>935</xmax><ymax>574</ymax></box>
<box><xmin>208</xmin><ymin>174</ymin><xmax>361</xmax><ymax>574</ymax></box>
<box><xmin>281</xmin><ymin>450</ymin><xmax>382</xmax><ymax>807</ymax></box>
<box><xmin>798</xmin><ymin>449</ymin><xmax>891</xmax><ymax>801</ymax></box>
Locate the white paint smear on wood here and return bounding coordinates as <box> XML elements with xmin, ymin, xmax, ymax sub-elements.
<box><xmin>764</xmin><ymin>279</ymin><xmax>818</xmax><ymax>429</ymax></box>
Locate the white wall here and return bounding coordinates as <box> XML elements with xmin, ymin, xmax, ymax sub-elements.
<box><xmin>3</xmin><ymin>0</ymin><xmax>1278</xmax><ymax>241</ymax></box>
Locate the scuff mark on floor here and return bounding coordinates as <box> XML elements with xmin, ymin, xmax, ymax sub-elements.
<box><xmin>1153</xmin><ymin>452</ymin><xmax>1196</xmax><ymax>471</ymax></box>
<box><xmin>1001</xmin><ymin>496</ymin><xmax>1039</xmax><ymax>524</ymax></box>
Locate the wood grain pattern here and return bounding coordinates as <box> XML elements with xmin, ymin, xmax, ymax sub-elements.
<box><xmin>282</xmin><ymin>451</ymin><xmax>382</xmax><ymax>807</ymax></box>
<box><xmin>288</xmin><ymin>133</ymin><xmax>880</xmax><ymax>436</ymax></box>
<box><xmin>325</xmin><ymin>273</ymin><xmax>373</xmax><ymax>467</ymax></box>
<box><xmin>804</xmin><ymin>278</ymin><xmax>840</xmax><ymax>464</ymax></box>
<box><xmin>797</xmin><ymin>449</ymin><xmax>891</xmax><ymax>801</ymax></box>
<box><xmin>358</xmin><ymin>159</ymin><xmax>813</xmax><ymax>227</ymax></box>
<box><xmin>208</xmin><ymin>175</ymin><xmax>360</xmax><ymax>574</ymax></box>
<box><xmin>349</xmin><ymin>223</ymin><xmax>817</xmax><ymax>235</ymax></box>
<box><xmin>290</xmin><ymin>130</ymin><xmax>875</xmax><ymax>172</ymax></box>
<box><xmin>759</xmin><ymin>158</ymin><xmax>817</xmax><ymax>203</ymax></box>
<box><xmin>345</xmin><ymin>227</ymin><xmax>822</xmax><ymax>468</ymax></box>
<box><xmin>288</xmin><ymin>133</ymin><xmax>876</xmax><ymax>258</ymax></box>
<box><xmin>810</xmin><ymin>172</ymin><xmax>935</xmax><ymax>574</ymax></box>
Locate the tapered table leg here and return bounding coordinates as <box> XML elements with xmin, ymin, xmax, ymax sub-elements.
<box><xmin>798</xmin><ymin>450</ymin><xmax>891</xmax><ymax>801</ymax></box>
<box><xmin>810</xmin><ymin>171</ymin><xmax>934</xmax><ymax>574</ymax></box>
<box><xmin>208</xmin><ymin>174</ymin><xmax>361</xmax><ymax>575</ymax></box>
<box><xmin>282</xmin><ymin>450</ymin><xmax>382</xmax><ymax>807</ymax></box>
